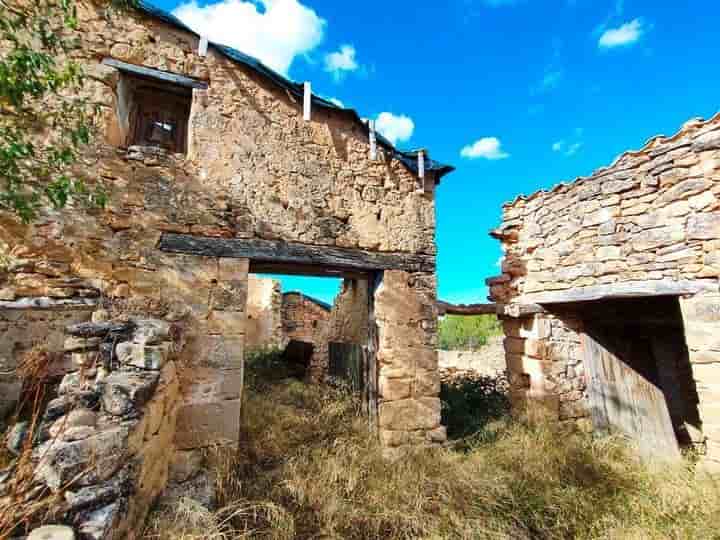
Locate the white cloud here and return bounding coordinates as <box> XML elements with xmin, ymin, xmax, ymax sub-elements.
<box><xmin>374</xmin><ymin>112</ymin><xmax>415</xmax><ymax>146</ymax></box>
<box><xmin>328</xmin><ymin>97</ymin><xmax>345</xmax><ymax>108</ymax></box>
<box><xmin>173</xmin><ymin>0</ymin><xmax>326</xmax><ymax>75</ymax></box>
<box><xmin>552</xmin><ymin>134</ymin><xmax>583</xmax><ymax>157</ymax></box>
<box><xmin>461</xmin><ymin>137</ymin><xmax>510</xmax><ymax>160</ymax></box>
<box><xmin>599</xmin><ymin>18</ymin><xmax>643</xmax><ymax>48</ymax></box>
<box><xmin>565</xmin><ymin>142</ymin><xmax>583</xmax><ymax>156</ymax></box>
<box><xmin>324</xmin><ymin>44</ymin><xmax>359</xmax><ymax>80</ymax></box>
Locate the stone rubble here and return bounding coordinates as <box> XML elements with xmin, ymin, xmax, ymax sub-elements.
<box><xmin>19</xmin><ymin>316</ymin><xmax>182</xmax><ymax>539</ymax></box>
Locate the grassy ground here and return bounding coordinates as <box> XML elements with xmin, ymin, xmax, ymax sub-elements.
<box><xmin>144</xmin><ymin>353</ymin><xmax>720</xmax><ymax>540</ymax></box>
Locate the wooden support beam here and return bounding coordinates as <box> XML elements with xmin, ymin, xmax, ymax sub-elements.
<box><xmin>303</xmin><ymin>82</ymin><xmax>312</xmax><ymax>121</ymax></box>
<box><xmin>437</xmin><ymin>301</ymin><xmax>498</xmax><ymax>316</ymax></box>
<box><xmin>158</xmin><ymin>234</ymin><xmax>436</xmax><ymax>274</ymax></box>
<box><xmin>519</xmin><ymin>279</ymin><xmax>718</xmax><ymax>305</ymax></box>
<box><xmin>102</xmin><ymin>58</ymin><xmax>208</xmax><ymax>89</ymax></box>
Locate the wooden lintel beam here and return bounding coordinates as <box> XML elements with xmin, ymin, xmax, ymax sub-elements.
<box><xmin>158</xmin><ymin>234</ymin><xmax>436</xmax><ymax>274</ymax></box>
<box><xmin>102</xmin><ymin>58</ymin><xmax>208</xmax><ymax>89</ymax></box>
<box><xmin>437</xmin><ymin>301</ymin><xmax>498</xmax><ymax>316</ymax></box>
<box><xmin>250</xmin><ymin>261</ymin><xmax>369</xmax><ymax>280</ymax></box>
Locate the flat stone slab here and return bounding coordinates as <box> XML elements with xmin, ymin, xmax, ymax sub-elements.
<box><xmin>28</xmin><ymin>525</ymin><xmax>75</xmax><ymax>540</ymax></box>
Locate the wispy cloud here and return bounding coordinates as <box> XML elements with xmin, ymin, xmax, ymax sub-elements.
<box><xmin>552</xmin><ymin>129</ymin><xmax>584</xmax><ymax>157</ymax></box>
<box><xmin>461</xmin><ymin>137</ymin><xmax>510</xmax><ymax>160</ymax></box>
<box><xmin>374</xmin><ymin>112</ymin><xmax>415</xmax><ymax>146</ymax></box>
<box><xmin>173</xmin><ymin>0</ymin><xmax>325</xmax><ymax>76</ymax></box>
<box><xmin>599</xmin><ymin>18</ymin><xmax>644</xmax><ymax>48</ymax></box>
<box><xmin>324</xmin><ymin>44</ymin><xmax>360</xmax><ymax>81</ymax></box>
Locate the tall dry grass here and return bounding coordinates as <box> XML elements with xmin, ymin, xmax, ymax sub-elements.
<box><xmin>145</xmin><ymin>353</ymin><xmax>720</xmax><ymax>540</ymax></box>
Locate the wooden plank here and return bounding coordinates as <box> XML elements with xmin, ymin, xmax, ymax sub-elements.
<box><xmin>250</xmin><ymin>261</ymin><xmax>369</xmax><ymax>280</ymax></box>
<box><xmin>499</xmin><ymin>303</ymin><xmax>546</xmax><ymax>318</ymax></box>
<box><xmin>582</xmin><ymin>331</ymin><xmax>681</xmax><ymax>461</ymax></box>
<box><xmin>437</xmin><ymin>301</ymin><xmax>498</xmax><ymax>316</ymax></box>
<box><xmin>158</xmin><ymin>233</ymin><xmax>436</xmax><ymax>273</ymax></box>
<box><xmin>102</xmin><ymin>58</ymin><xmax>208</xmax><ymax>89</ymax></box>
<box><xmin>520</xmin><ymin>279</ymin><xmax>718</xmax><ymax>305</ymax></box>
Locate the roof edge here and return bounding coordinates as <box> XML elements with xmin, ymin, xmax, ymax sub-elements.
<box><xmin>134</xmin><ymin>1</ymin><xmax>455</xmax><ymax>183</ymax></box>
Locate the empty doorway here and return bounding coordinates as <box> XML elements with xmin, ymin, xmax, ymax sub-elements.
<box><xmin>554</xmin><ymin>296</ymin><xmax>701</xmax><ymax>459</ymax></box>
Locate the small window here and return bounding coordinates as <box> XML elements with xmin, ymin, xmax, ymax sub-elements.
<box><xmin>131</xmin><ymin>87</ymin><xmax>191</xmax><ymax>154</ymax></box>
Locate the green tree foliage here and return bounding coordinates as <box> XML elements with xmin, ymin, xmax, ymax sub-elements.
<box><xmin>438</xmin><ymin>314</ymin><xmax>503</xmax><ymax>351</ymax></box>
<box><xmin>0</xmin><ymin>0</ymin><xmax>117</xmax><ymax>222</ymax></box>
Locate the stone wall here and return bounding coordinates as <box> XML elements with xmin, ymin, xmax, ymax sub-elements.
<box><xmin>281</xmin><ymin>292</ymin><xmax>332</xmax><ymax>378</ymax></box>
<box><xmin>490</xmin><ymin>114</ymin><xmax>720</xmax><ymax>470</ymax></box>
<box><xmin>0</xmin><ymin>307</ymin><xmax>94</xmax><ymax>419</ymax></box>
<box><xmin>328</xmin><ymin>279</ymin><xmax>370</xmax><ymax>345</ymax></box>
<box><xmin>375</xmin><ymin>271</ymin><xmax>444</xmax><ymax>453</ymax></box>
<box><xmin>438</xmin><ymin>336</ymin><xmax>507</xmax><ymax>378</ymax></box>
<box><xmin>245</xmin><ymin>276</ymin><xmax>283</xmax><ymax>350</ymax></box>
<box><xmin>24</xmin><ymin>315</ymin><xmax>181</xmax><ymax>539</ymax></box>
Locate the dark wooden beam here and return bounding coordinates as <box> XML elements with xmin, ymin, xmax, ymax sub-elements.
<box><xmin>102</xmin><ymin>58</ymin><xmax>209</xmax><ymax>89</ymax></box>
<box><xmin>158</xmin><ymin>234</ymin><xmax>436</xmax><ymax>274</ymax></box>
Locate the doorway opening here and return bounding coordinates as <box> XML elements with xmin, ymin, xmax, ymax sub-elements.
<box><xmin>245</xmin><ymin>269</ymin><xmax>375</xmax><ymax>415</ymax></box>
<box><xmin>556</xmin><ymin>296</ymin><xmax>701</xmax><ymax>457</ymax></box>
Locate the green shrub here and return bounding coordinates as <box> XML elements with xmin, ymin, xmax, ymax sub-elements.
<box><xmin>438</xmin><ymin>314</ymin><xmax>503</xmax><ymax>351</ymax></box>
<box><xmin>441</xmin><ymin>373</ymin><xmax>510</xmax><ymax>442</ymax></box>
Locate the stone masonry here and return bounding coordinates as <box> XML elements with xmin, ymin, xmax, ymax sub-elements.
<box><xmin>490</xmin><ymin>114</ymin><xmax>720</xmax><ymax>471</ymax></box>
<box><xmin>245</xmin><ymin>276</ymin><xmax>283</xmax><ymax>351</ymax></box>
<box><xmin>0</xmin><ymin>1</ymin><xmax>449</xmax><ymax>527</ymax></box>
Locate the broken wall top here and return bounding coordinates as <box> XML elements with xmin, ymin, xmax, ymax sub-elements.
<box><xmin>490</xmin><ymin>113</ymin><xmax>720</xmax><ymax>304</ymax></box>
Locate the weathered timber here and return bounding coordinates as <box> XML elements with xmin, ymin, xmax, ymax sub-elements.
<box><xmin>519</xmin><ymin>279</ymin><xmax>719</xmax><ymax>305</ymax></box>
<box><xmin>158</xmin><ymin>234</ymin><xmax>436</xmax><ymax>273</ymax></box>
<box><xmin>102</xmin><ymin>58</ymin><xmax>208</xmax><ymax>89</ymax></box>
<box><xmin>437</xmin><ymin>301</ymin><xmax>498</xmax><ymax>316</ymax></box>
<box><xmin>583</xmin><ymin>331</ymin><xmax>681</xmax><ymax>461</ymax></box>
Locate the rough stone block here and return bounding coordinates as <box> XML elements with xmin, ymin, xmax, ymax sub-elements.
<box><xmin>34</xmin><ymin>427</ymin><xmax>130</xmax><ymax>490</ymax></box>
<box><xmin>378</xmin><ymin>398</ymin><xmax>441</xmax><ymax>431</ymax></box>
<box><xmin>174</xmin><ymin>399</ymin><xmax>242</xmax><ymax>450</ymax></box>
<box><xmin>379</xmin><ymin>377</ymin><xmax>412</xmax><ymax>401</ymax></box>
<box><xmin>101</xmin><ymin>371</ymin><xmax>160</xmax><ymax>416</ymax></box>
<box><xmin>116</xmin><ymin>342</ymin><xmax>170</xmax><ymax>370</ymax></box>
<box><xmin>206</xmin><ymin>310</ymin><xmax>246</xmax><ymax>335</ymax></box>
<box><xmin>28</xmin><ymin>526</ymin><xmax>76</xmax><ymax>540</ymax></box>
<box><xmin>184</xmin><ymin>335</ymin><xmax>244</xmax><ymax>369</ymax></box>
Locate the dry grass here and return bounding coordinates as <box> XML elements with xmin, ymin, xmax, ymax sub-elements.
<box><xmin>145</xmin><ymin>355</ymin><xmax>720</xmax><ymax>540</ymax></box>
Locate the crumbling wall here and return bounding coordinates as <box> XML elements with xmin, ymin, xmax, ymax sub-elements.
<box><xmin>282</xmin><ymin>293</ymin><xmax>331</xmax><ymax>378</ymax></box>
<box><xmin>23</xmin><ymin>315</ymin><xmax>182</xmax><ymax>539</ymax></box>
<box><xmin>245</xmin><ymin>276</ymin><xmax>283</xmax><ymax>350</ymax></box>
<box><xmin>501</xmin><ymin>314</ymin><xmax>589</xmax><ymax>423</ymax></box>
<box><xmin>490</xmin><ymin>114</ymin><xmax>720</xmax><ymax>470</ymax></box>
<box><xmin>328</xmin><ymin>279</ymin><xmax>369</xmax><ymax>345</ymax></box>
<box><xmin>0</xmin><ymin>307</ymin><xmax>94</xmax><ymax>419</ymax></box>
<box><xmin>438</xmin><ymin>336</ymin><xmax>507</xmax><ymax>378</ymax></box>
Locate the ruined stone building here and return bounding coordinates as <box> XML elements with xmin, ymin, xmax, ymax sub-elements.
<box><xmin>489</xmin><ymin>114</ymin><xmax>720</xmax><ymax>471</ymax></box>
<box><xmin>0</xmin><ymin>1</ymin><xmax>453</xmax><ymax>535</ymax></box>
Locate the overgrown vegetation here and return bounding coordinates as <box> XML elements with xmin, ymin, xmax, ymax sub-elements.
<box><xmin>0</xmin><ymin>0</ymin><xmax>137</xmax><ymax>222</ymax></box>
<box><xmin>438</xmin><ymin>314</ymin><xmax>503</xmax><ymax>351</ymax></box>
<box><xmin>441</xmin><ymin>373</ymin><xmax>510</xmax><ymax>442</ymax></box>
<box><xmin>144</xmin><ymin>350</ymin><xmax>720</xmax><ymax>539</ymax></box>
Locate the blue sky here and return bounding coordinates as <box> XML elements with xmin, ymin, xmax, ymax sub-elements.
<box><xmin>152</xmin><ymin>0</ymin><xmax>720</xmax><ymax>304</ymax></box>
